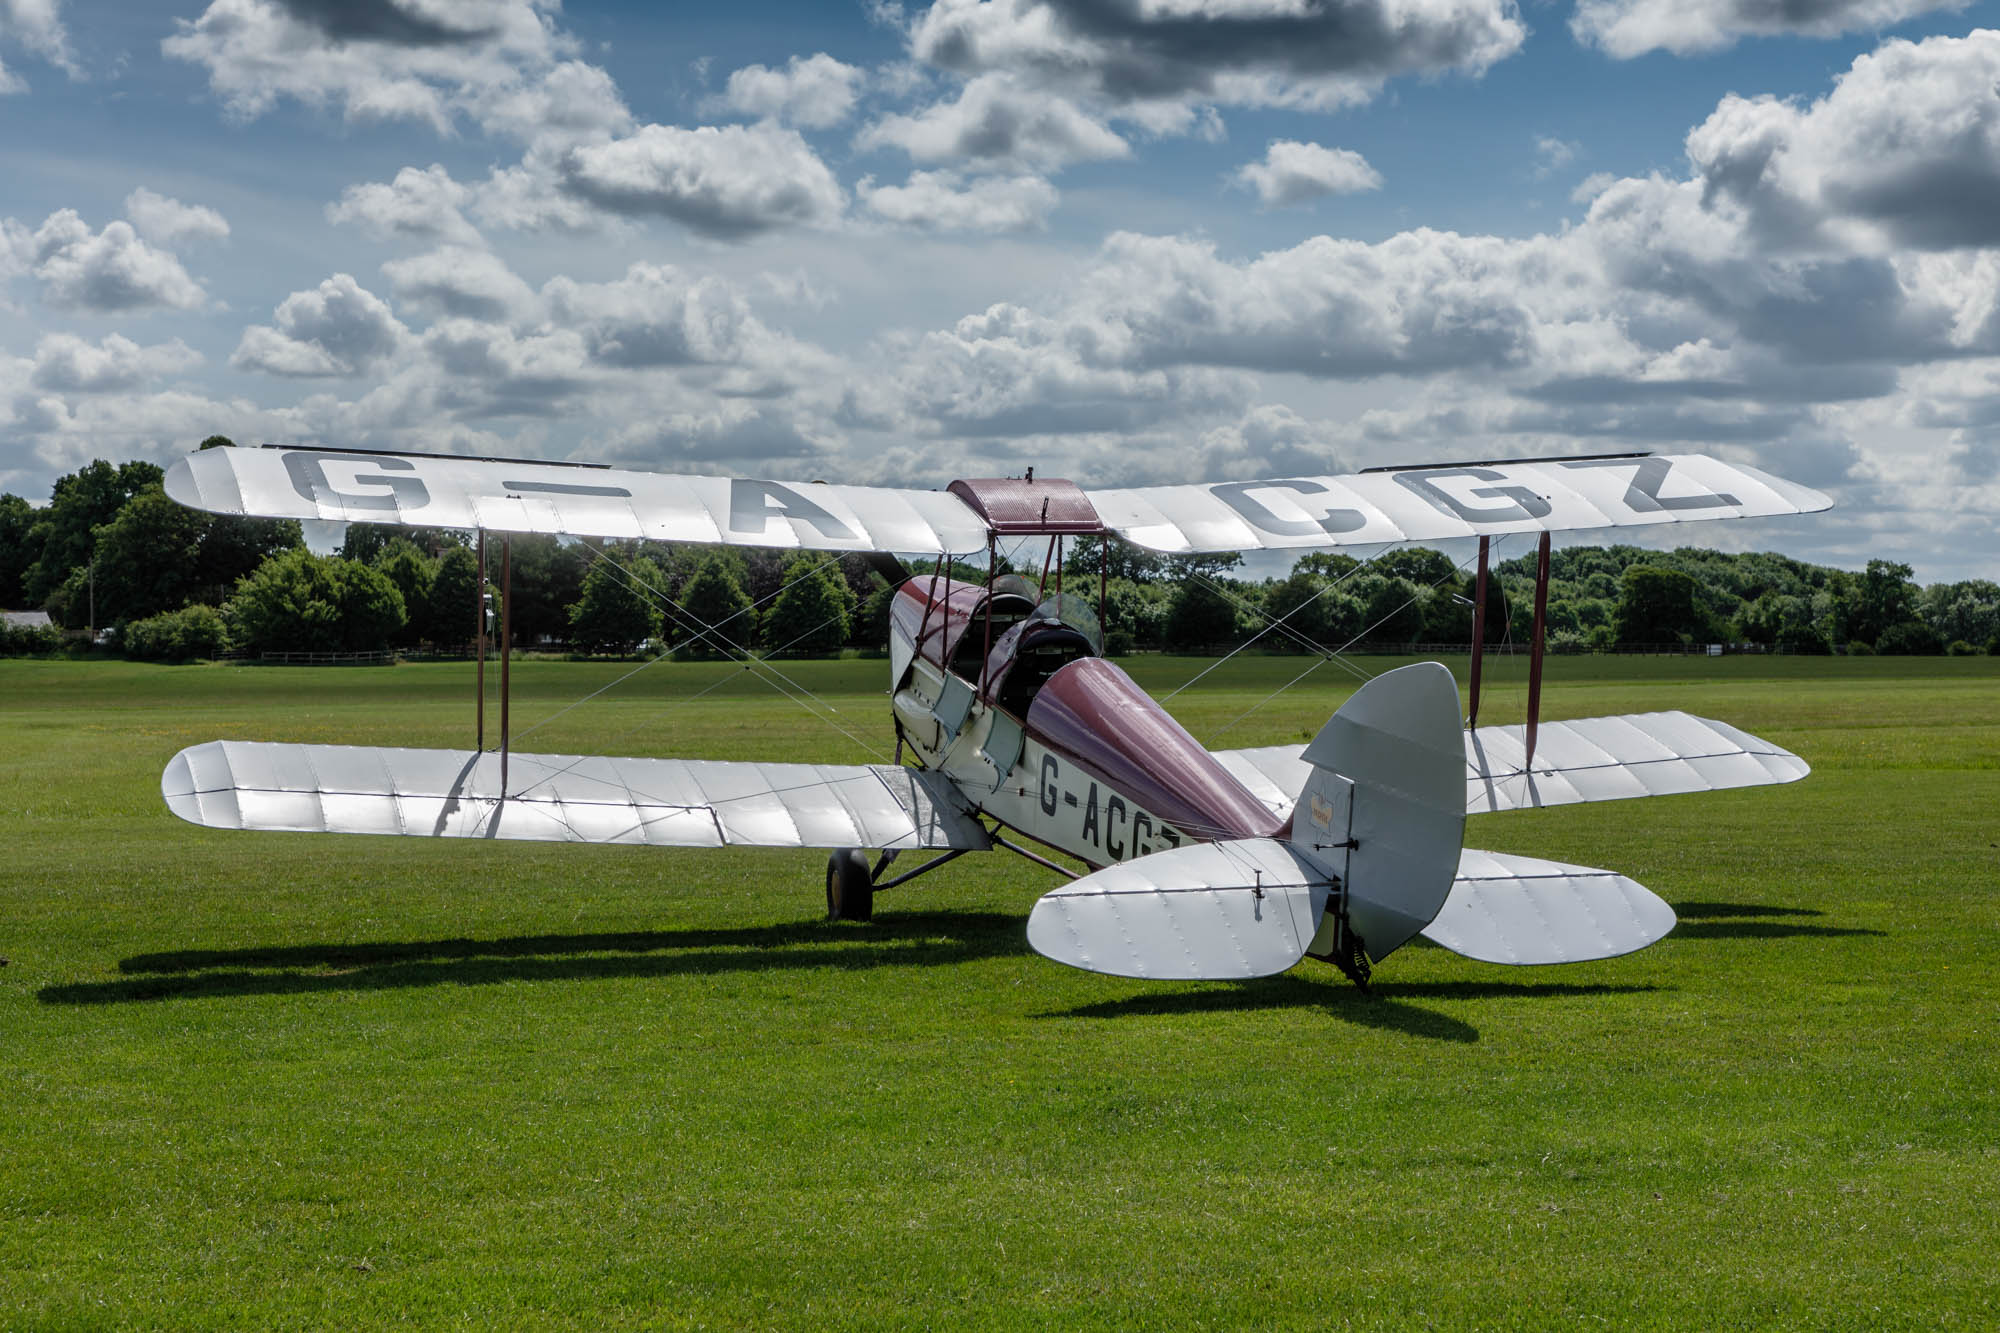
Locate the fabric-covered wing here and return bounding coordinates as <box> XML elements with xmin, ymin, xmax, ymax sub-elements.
<box><xmin>1086</xmin><ymin>454</ymin><xmax>1830</xmax><ymax>553</ymax></box>
<box><xmin>1213</xmin><ymin>710</ymin><xmax>1808</xmax><ymax>818</ymax></box>
<box><xmin>1459</xmin><ymin>712</ymin><xmax>1809</xmax><ymax>813</ymax></box>
<box><xmin>163</xmin><ymin>741</ymin><xmax>991</xmax><ymax>851</ymax></box>
<box><xmin>1422</xmin><ymin>850</ymin><xmax>1676</xmax><ymax>965</ymax></box>
<box><xmin>165</xmin><ymin>446</ymin><xmax>991</xmax><ymax>555</ymax></box>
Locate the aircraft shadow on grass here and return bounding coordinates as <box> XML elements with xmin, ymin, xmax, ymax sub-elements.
<box><xmin>1667</xmin><ymin>900</ymin><xmax>1886</xmax><ymax>941</ymax></box>
<box><xmin>1042</xmin><ymin>977</ymin><xmax>1664</xmax><ymax>1043</ymax></box>
<box><xmin>37</xmin><ymin>911</ymin><xmax>1033</xmax><ymax>1007</ymax></box>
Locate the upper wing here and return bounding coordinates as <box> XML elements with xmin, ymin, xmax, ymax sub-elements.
<box><xmin>1213</xmin><ymin>710</ymin><xmax>1809</xmax><ymax>819</ymax></box>
<box><xmin>163</xmin><ymin>740</ymin><xmax>991</xmax><ymax>851</ymax></box>
<box><xmin>165</xmin><ymin>446</ymin><xmax>991</xmax><ymax>556</ymax></box>
<box><xmin>167</xmin><ymin>446</ymin><xmax>1827</xmax><ymax>558</ymax></box>
<box><xmin>1086</xmin><ymin>454</ymin><xmax>1830</xmax><ymax>553</ymax></box>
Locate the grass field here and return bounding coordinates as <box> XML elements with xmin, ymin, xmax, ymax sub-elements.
<box><xmin>3</xmin><ymin>652</ymin><xmax>1997</xmax><ymax>1330</ymax></box>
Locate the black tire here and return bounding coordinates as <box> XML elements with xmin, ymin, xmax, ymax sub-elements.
<box><xmin>825</xmin><ymin>848</ymin><xmax>874</xmax><ymax>922</ymax></box>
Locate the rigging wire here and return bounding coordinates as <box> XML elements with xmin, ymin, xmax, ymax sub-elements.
<box><xmin>1197</xmin><ymin>538</ymin><xmax>1503</xmax><ymax>747</ymax></box>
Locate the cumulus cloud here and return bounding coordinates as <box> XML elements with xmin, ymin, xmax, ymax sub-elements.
<box><xmin>1</xmin><ymin>0</ymin><xmax>77</xmax><ymax>93</ymax></box>
<box><xmin>906</xmin><ymin>0</ymin><xmax>1526</xmax><ymax>111</ymax></box>
<box><xmin>714</xmin><ymin>52</ymin><xmax>863</xmax><ymax>129</ymax></box>
<box><xmin>858</xmin><ymin>74</ymin><xmax>1128</xmax><ymax>170</ymax></box>
<box><xmin>1232</xmin><ymin>141</ymin><xmax>1382</xmax><ymax>208</ymax></box>
<box><xmin>1573</xmin><ymin>0</ymin><xmax>1971</xmax><ymax>59</ymax></box>
<box><xmin>30</xmin><ymin>333</ymin><xmax>203</xmax><ymax>392</ymax></box>
<box><xmin>604</xmin><ymin>404</ymin><xmax>832</xmax><ymax>466</ymax></box>
<box><xmin>538</xmin><ymin>263</ymin><xmax>833</xmax><ymax>399</ymax></box>
<box><xmin>1532</xmin><ymin>137</ymin><xmax>1580</xmax><ymax>180</ymax></box>
<box><xmin>3</xmin><ymin>210</ymin><xmax>208</xmax><ymax>311</ymax></box>
<box><xmin>329</xmin><ymin>163</ymin><xmax>484</xmax><ymax>244</ymax></box>
<box><xmin>859</xmin><ymin>170</ymin><xmax>1058</xmax><ymax>231</ymax></box>
<box><xmin>1678</xmin><ymin>31</ymin><xmax>2000</xmax><ymax>251</ymax></box>
<box><xmin>559</xmin><ymin>123</ymin><xmax>845</xmax><ymax>238</ymax></box>
<box><xmin>232</xmin><ymin>273</ymin><xmax>410</xmax><ymax>376</ymax></box>
<box><xmin>381</xmin><ymin>245</ymin><xmax>535</xmax><ymax>320</ymax></box>
<box><xmin>420</xmin><ymin>319</ymin><xmax>591</xmax><ymax>415</ymax></box>
<box><xmin>162</xmin><ymin>0</ymin><xmax>601</xmax><ymax>141</ymax></box>
<box><xmin>869</xmin><ymin>28</ymin><xmax>2000</xmax><ymax>464</ymax></box>
<box><xmin>123</xmin><ymin>188</ymin><xmax>231</xmax><ymax>247</ymax></box>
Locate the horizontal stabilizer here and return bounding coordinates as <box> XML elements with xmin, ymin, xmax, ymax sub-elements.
<box><xmin>162</xmin><ymin>741</ymin><xmax>990</xmax><ymax>851</ymax></box>
<box><xmin>1214</xmin><ymin>710</ymin><xmax>1807</xmax><ymax>818</ymax></box>
<box><xmin>1027</xmin><ymin>839</ymin><xmax>1332</xmax><ymax>981</ymax></box>
<box><xmin>1421</xmin><ymin>849</ymin><xmax>1675</xmax><ymax>965</ymax></box>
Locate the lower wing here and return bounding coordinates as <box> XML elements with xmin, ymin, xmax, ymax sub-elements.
<box><xmin>1213</xmin><ymin>710</ymin><xmax>1808</xmax><ymax>818</ymax></box>
<box><xmin>162</xmin><ymin>741</ymin><xmax>990</xmax><ymax>851</ymax></box>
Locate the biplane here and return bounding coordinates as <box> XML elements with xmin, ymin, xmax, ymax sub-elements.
<box><xmin>159</xmin><ymin>445</ymin><xmax>1827</xmax><ymax>987</ymax></box>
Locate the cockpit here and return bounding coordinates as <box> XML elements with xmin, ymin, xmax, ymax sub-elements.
<box><xmin>982</xmin><ymin>591</ymin><xmax>1103</xmax><ymax>718</ymax></box>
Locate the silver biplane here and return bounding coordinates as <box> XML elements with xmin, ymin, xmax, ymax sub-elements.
<box><xmin>160</xmin><ymin>445</ymin><xmax>1826</xmax><ymax>987</ymax></box>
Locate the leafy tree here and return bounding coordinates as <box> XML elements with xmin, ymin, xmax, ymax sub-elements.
<box><xmin>23</xmin><ymin>459</ymin><xmax>165</xmax><ymax>606</ymax></box>
<box><xmin>1164</xmin><ymin>577</ymin><xmax>1237</xmax><ymax>651</ymax></box>
<box><xmin>223</xmin><ymin>549</ymin><xmax>406</xmax><ymax>654</ymax></box>
<box><xmin>1165</xmin><ymin>551</ymin><xmax>1245</xmax><ymax>582</ymax></box>
<box><xmin>1847</xmin><ymin>559</ymin><xmax>1918</xmax><ymax>647</ymax></box>
<box><xmin>1359</xmin><ymin>576</ymin><xmax>1425</xmax><ymax>644</ymax></box>
<box><xmin>1073</xmin><ymin>534</ymin><xmax>1165</xmax><ymax>583</ymax></box>
<box><xmin>1876</xmin><ymin>619</ymin><xmax>1944</xmax><ymax>655</ymax></box>
<box><xmin>0</xmin><ymin>494</ymin><xmax>35</xmax><ymax>607</ymax></box>
<box><xmin>676</xmin><ymin>553</ymin><xmax>755</xmax><ymax>656</ymax></box>
<box><xmin>503</xmin><ymin>536</ymin><xmax>591</xmax><ymax>645</ymax></box>
<box><xmin>1265</xmin><ymin>570</ymin><xmax>1333</xmax><ymax>644</ymax></box>
<box><xmin>122</xmin><ymin>605</ymin><xmax>228</xmax><ymax>661</ymax></box>
<box><xmin>568</xmin><ymin>552</ymin><xmax>664</xmax><ymax>655</ymax></box>
<box><xmin>424</xmin><ymin>545</ymin><xmax>484</xmax><ymax>646</ymax></box>
<box><xmin>88</xmin><ymin>486</ymin><xmax>303</xmax><ymax>626</ymax></box>
<box><xmin>372</xmin><ymin>539</ymin><xmax>436</xmax><ymax>648</ymax></box>
<box><xmin>339</xmin><ymin>523</ymin><xmax>466</xmax><ymax>565</ymax></box>
<box><xmin>1615</xmin><ymin>565</ymin><xmax>1704</xmax><ymax>644</ymax></box>
<box><xmin>762</xmin><ymin>552</ymin><xmax>854</xmax><ymax>657</ymax></box>
<box><xmin>1919</xmin><ymin>580</ymin><xmax>2000</xmax><ymax>649</ymax></box>
<box><xmin>1373</xmin><ymin>546</ymin><xmax>1458</xmax><ymax>587</ymax></box>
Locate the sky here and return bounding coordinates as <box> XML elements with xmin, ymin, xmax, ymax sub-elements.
<box><xmin>3</xmin><ymin>0</ymin><xmax>1999</xmax><ymax>582</ymax></box>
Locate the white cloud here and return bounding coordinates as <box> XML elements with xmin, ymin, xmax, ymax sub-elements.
<box><xmin>232</xmin><ymin>273</ymin><xmax>410</xmax><ymax>377</ymax></box>
<box><xmin>539</xmin><ymin>262</ymin><xmax>833</xmax><ymax>396</ymax></box>
<box><xmin>381</xmin><ymin>245</ymin><xmax>535</xmax><ymax>320</ymax></box>
<box><xmin>464</xmin><ymin>58</ymin><xmax>632</xmax><ymax>147</ymax></box>
<box><xmin>1232</xmin><ymin>141</ymin><xmax>1382</xmax><ymax>208</ymax></box>
<box><xmin>858</xmin><ymin>74</ymin><xmax>1128</xmax><ymax>170</ymax></box>
<box><xmin>1678</xmin><ymin>31</ymin><xmax>2000</xmax><ymax>252</ymax></box>
<box><xmin>328</xmin><ymin>164</ymin><xmax>483</xmax><ymax>245</ymax></box>
<box><xmin>162</xmin><ymin>0</ymin><xmax>585</xmax><ymax>138</ymax></box>
<box><xmin>859</xmin><ymin>170</ymin><xmax>1058</xmax><ymax>231</ymax></box>
<box><xmin>0</xmin><ymin>0</ymin><xmax>79</xmax><ymax>92</ymax></box>
<box><xmin>29</xmin><ymin>333</ymin><xmax>203</xmax><ymax>392</ymax></box>
<box><xmin>558</xmin><ymin>123</ymin><xmax>845</xmax><ymax>238</ymax></box>
<box><xmin>1573</xmin><ymin>0</ymin><xmax>1971</xmax><ymax>59</ymax></box>
<box><xmin>123</xmin><ymin>188</ymin><xmax>231</xmax><ymax>247</ymax></box>
<box><xmin>906</xmin><ymin>0</ymin><xmax>1526</xmax><ymax>112</ymax></box>
<box><xmin>4</xmin><ymin>210</ymin><xmax>208</xmax><ymax>311</ymax></box>
<box><xmin>1532</xmin><ymin>136</ymin><xmax>1580</xmax><ymax>180</ymax></box>
<box><xmin>715</xmin><ymin>53</ymin><xmax>863</xmax><ymax>129</ymax></box>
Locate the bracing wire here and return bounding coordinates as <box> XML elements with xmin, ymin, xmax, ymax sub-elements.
<box><xmin>1197</xmin><ymin>538</ymin><xmax>1503</xmax><ymax>747</ymax></box>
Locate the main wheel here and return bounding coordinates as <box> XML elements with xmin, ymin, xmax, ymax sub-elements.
<box><xmin>825</xmin><ymin>848</ymin><xmax>874</xmax><ymax>922</ymax></box>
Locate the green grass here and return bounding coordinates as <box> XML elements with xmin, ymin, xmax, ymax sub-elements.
<box><xmin>3</xmin><ymin>653</ymin><xmax>1997</xmax><ymax>1330</ymax></box>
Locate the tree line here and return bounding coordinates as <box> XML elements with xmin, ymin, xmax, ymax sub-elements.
<box><xmin>3</xmin><ymin>448</ymin><xmax>1997</xmax><ymax>660</ymax></box>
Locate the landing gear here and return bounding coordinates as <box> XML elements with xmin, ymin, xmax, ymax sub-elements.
<box><xmin>825</xmin><ymin>848</ymin><xmax>874</xmax><ymax>922</ymax></box>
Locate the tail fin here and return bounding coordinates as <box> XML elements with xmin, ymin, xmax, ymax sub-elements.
<box><xmin>1287</xmin><ymin>662</ymin><xmax>1466</xmax><ymax>968</ymax></box>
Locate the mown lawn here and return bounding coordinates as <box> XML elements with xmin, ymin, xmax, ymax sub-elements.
<box><xmin>2</xmin><ymin>653</ymin><xmax>1996</xmax><ymax>1330</ymax></box>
